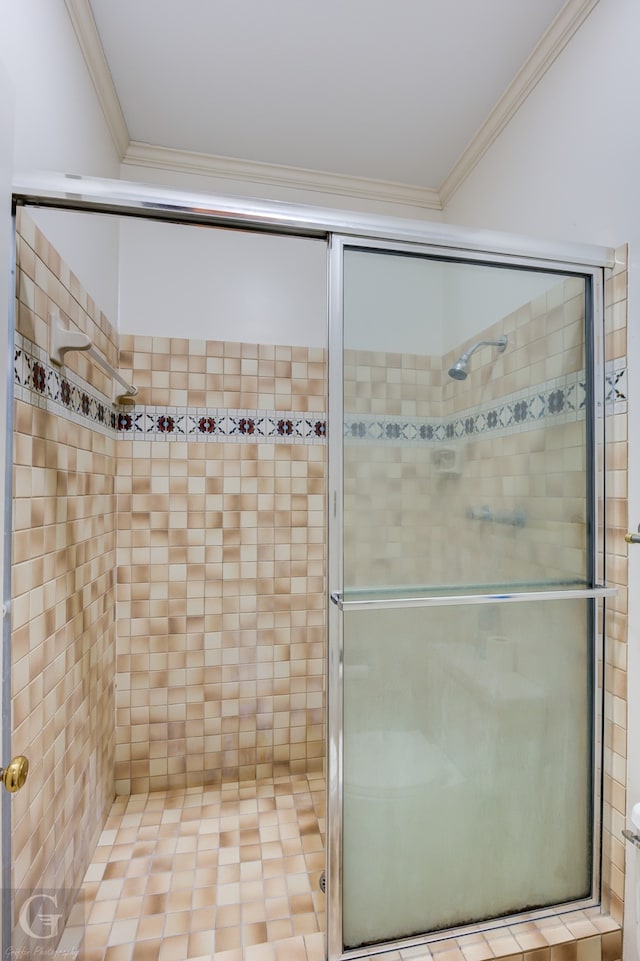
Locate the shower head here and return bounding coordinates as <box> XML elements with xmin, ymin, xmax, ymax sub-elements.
<box><xmin>448</xmin><ymin>359</ymin><xmax>469</xmax><ymax>380</ymax></box>
<box><xmin>448</xmin><ymin>335</ymin><xmax>507</xmax><ymax>381</ymax></box>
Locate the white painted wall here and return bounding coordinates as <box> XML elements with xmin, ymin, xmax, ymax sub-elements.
<box><xmin>443</xmin><ymin>0</ymin><xmax>634</xmax><ymax>250</ymax></box>
<box><xmin>117</xmin><ymin>218</ymin><xmax>328</xmax><ymax>348</ymax></box>
<box><xmin>441</xmin><ymin>0</ymin><xmax>640</xmax><ymax>955</ymax></box>
<box><xmin>0</xmin><ymin>0</ymin><xmax>121</xmax><ymax>321</ymax></box>
<box><xmin>25</xmin><ymin>208</ymin><xmax>120</xmax><ymax>324</ymax></box>
<box><xmin>344</xmin><ymin>251</ymin><xmax>445</xmax><ymax>355</ymax></box>
<box><xmin>440</xmin><ymin>265</ymin><xmax>563</xmax><ymax>354</ymax></box>
<box><xmin>119</xmin><ymin>222</ymin><xmax>564</xmax><ymax>356</ymax></box>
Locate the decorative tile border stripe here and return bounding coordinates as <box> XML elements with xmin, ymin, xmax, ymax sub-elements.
<box><xmin>116</xmin><ymin>407</ymin><xmax>327</xmax><ymax>444</ymax></box>
<box><xmin>15</xmin><ymin>335</ymin><xmax>625</xmax><ymax>446</ymax></box>
<box><xmin>14</xmin><ymin>336</ymin><xmax>327</xmax><ymax>445</ymax></box>
<box><xmin>344</xmin><ymin>364</ymin><xmax>626</xmax><ymax>444</ymax></box>
<box><xmin>344</xmin><ymin>371</ymin><xmax>587</xmax><ymax>444</ymax></box>
<box><xmin>14</xmin><ymin>333</ymin><xmax>117</xmax><ymax>438</ymax></box>
<box><xmin>606</xmin><ymin>362</ymin><xmax>627</xmax><ymax>412</ymax></box>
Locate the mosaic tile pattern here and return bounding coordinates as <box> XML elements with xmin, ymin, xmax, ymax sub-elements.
<box><xmin>114</xmin><ymin>335</ymin><xmax>328</xmax><ymax>795</ymax></box>
<box><xmin>55</xmin><ymin>774</ymin><xmax>624</xmax><ymax>961</ymax></box>
<box><xmin>118</xmin><ymin>336</ymin><xmax>326</xmax><ymax>414</ymax></box>
<box><xmin>352</xmin><ymin>913</ymin><xmax>621</xmax><ymax>961</ymax></box>
<box><xmin>58</xmin><ymin>774</ymin><xmax>326</xmax><ymax>961</ymax></box>
<box><xmin>344</xmin><ymin>349</ymin><xmax>442</xmax><ymax>419</ymax></box>
<box><xmin>12</xmin><ymin>216</ymin><xmax>118</xmax><ymax>958</ymax></box>
<box><xmin>115</xmin><ymin>438</ymin><xmax>326</xmax><ymax>794</ymax></box>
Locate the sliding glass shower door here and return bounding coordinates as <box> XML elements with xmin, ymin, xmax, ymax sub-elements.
<box><xmin>327</xmin><ymin>239</ymin><xmax>610</xmax><ymax>955</ymax></box>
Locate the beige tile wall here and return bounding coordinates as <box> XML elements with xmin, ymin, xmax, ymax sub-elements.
<box><xmin>600</xmin><ymin>247</ymin><xmax>628</xmax><ymax>924</ymax></box>
<box><xmin>442</xmin><ymin>420</ymin><xmax>587</xmax><ymax>588</ymax></box>
<box><xmin>11</xmin><ymin>214</ymin><xmax>328</xmax><ymax>945</ymax></box>
<box><xmin>114</xmin><ymin>337</ymin><xmax>327</xmax><ymax>794</ymax></box>
<box><xmin>118</xmin><ymin>337</ymin><xmax>326</xmax><ymax>412</ymax></box>
<box><xmin>344</xmin><ymin>420</ymin><xmax>587</xmax><ymax>589</ymax></box>
<box><xmin>344</xmin><ymin>349</ymin><xmax>442</xmax><ymax>418</ymax></box>
<box><xmin>443</xmin><ymin>277</ymin><xmax>588</xmax><ymax>587</ymax></box>
<box><xmin>344</xmin><ymin>277</ymin><xmax>588</xmax><ymax>589</ymax></box>
<box><xmin>11</xmin><ymin>211</ymin><xmax>118</xmax><ymax>951</ymax></box>
<box><xmin>442</xmin><ymin>276</ymin><xmax>586</xmax><ymax>409</ymax></box>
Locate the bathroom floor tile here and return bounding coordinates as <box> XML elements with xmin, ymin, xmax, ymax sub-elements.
<box><xmin>63</xmin><ymin>773</ymin><xmax>325</xmax><ymax>961</ymax></box>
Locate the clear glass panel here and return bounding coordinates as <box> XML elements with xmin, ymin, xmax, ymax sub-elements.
<box><xmin>342</xmin><ymin>600</ymin><xmax>592</xmax><ymax>949</ymax></box>
<box><xmin>343</xmin><ymin>248</ymin><xmax>590</xmax><ymax>595</ymax></box>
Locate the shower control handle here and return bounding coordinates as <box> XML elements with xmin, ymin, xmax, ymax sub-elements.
<box><xmin>626</xmin><ymin>524</ymin><xmax>640</xmax><ymax>545</ymax></box>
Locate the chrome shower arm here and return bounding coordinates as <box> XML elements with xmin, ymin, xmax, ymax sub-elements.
<box><xmin>459</xmin><ymin>335</ymin><xmax>508</xmax><ymax>363</ymax></box>
<box><xmin>448</xmin><ymin>334</ymin><xmax>508</xmax><ymax>380</ymax></box>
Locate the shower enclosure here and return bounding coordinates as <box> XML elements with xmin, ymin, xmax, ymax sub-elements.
<box><xmin>327</xmin><ymin>237</ymin><xmax>613</xmax><ymax>956</ymax></box>
<box><xmin>5</xmin><ymin>176</ymin><xmax>617</xmax><ymax>961</ymax></box>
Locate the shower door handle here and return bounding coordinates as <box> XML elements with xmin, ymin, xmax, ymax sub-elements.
<box><xmin>626</xmin><ymin>524</ymin><xmax>640</xmax><ymax>545</ymax></box>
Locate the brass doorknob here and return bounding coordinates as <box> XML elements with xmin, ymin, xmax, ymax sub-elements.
<box><xmin>0</xmin><ymin>755</ymin><xmax>29</xmax><ymax>793</ymax></box>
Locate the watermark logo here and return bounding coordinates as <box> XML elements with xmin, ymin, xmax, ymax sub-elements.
<box><xmin>6</xmin><ymin>889</ymin><xmax>83</xmax><ymax>960</ymax></box>
<box><xmin>19</xmin><ymin>894</ymin><xmax>62</xmax><ymax>940</ymax></box>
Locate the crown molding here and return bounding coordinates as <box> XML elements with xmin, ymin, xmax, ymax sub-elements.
<box><xmin>65</xmin><ymin>0</ymin><xmax>598</xmax><ymax>215</ymax></box>
<box><xmin>64</xmin><ymin>0</ymin><xmax>129</xmax><ymax>158</ymax></box>
<box><xmin>123</xmin><ymin>142</ymin><xmax>443</xmax><ymax>211</ymax></box>
<box><xmin>439</xmin><ymin>0</ymin><xmax>601</xmax><ymax>208</ymax></box>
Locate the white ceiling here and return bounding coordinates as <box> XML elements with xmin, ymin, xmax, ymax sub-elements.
<box><xmin>70</xmin><ymin>0</ymin><xmax>598</xmax><ymax>209</ymax></box>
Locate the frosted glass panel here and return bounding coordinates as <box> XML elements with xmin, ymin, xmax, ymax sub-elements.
<box><xmin>343</xmin><ymin>248</ymin><xmax>589</xmax><ymax>593</ymax></box>
<box><xmin>342</xmin><ymin>601</ymin><xmax>592</xmax><ymax>948</ymax></box>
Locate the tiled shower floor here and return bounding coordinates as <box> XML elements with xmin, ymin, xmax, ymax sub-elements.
<box><xmin>54</xmin><ymin>769</ymin><xmax>623</xmax><ymax>961</ymax></box>
<box><xmin>58</xmin><ymin>773</ymin><xmax>326</xmax><ymax>961</ymax></box>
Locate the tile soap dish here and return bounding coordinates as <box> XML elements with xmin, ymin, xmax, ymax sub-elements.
<box><xmin>432</xmin><ymin>447</ymin><xmax>463</xmax><ymax>476</ymax></box>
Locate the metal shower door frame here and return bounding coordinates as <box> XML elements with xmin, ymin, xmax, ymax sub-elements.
<box><xmin>326</xmin><ymin>233</ymin><xmax>610</xmax><ymax>960</ymax></box>
<box><xmin>5</xmin><ymin>175</ymin><xmax>616</xmax><ymax>961</ymax></box>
